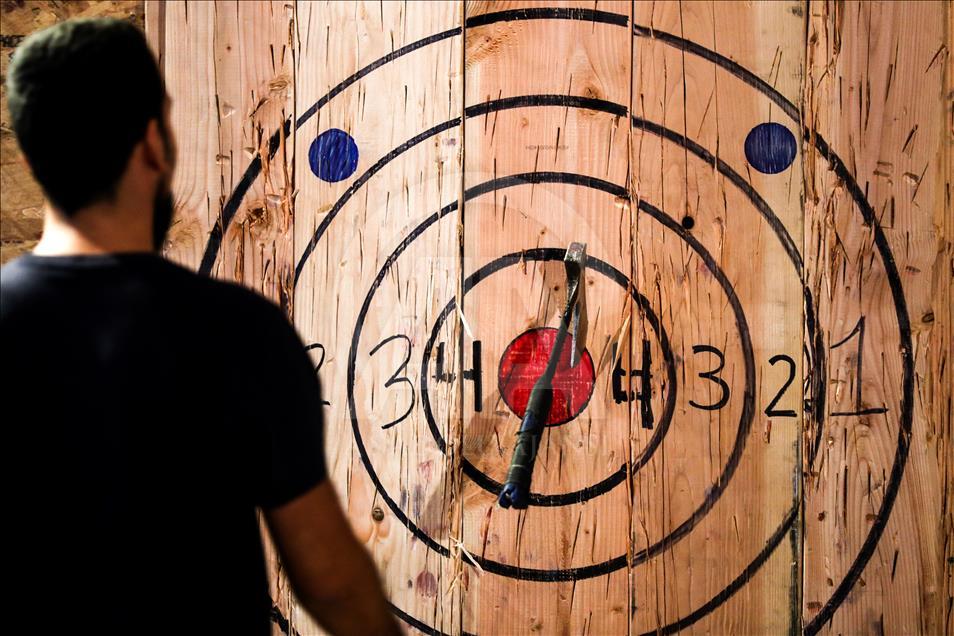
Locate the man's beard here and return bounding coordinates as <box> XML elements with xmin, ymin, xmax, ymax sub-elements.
<box><xmin>152</xmin><ymin>178</ymin><xmax>174</xmax><ymax>252</ymax></box>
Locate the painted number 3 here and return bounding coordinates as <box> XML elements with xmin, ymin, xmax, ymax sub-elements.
<box><xmin>688</xmin><ymin>344</ymin><xmax>730</xmax><ymax>411</ymax></box>
<box><xmin>369</xmin><ymin>335</ymin><xmax>416</xmax><ymax>429</ymax></box>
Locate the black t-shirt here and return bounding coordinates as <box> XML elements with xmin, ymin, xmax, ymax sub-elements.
<box><xmin>1</xmin><ymin>252</ymin><xmax>327</xmax><ymax>634</ymax></box>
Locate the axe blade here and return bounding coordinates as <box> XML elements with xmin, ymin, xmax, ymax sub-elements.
<box><xmin>564</xmin><ymin>242</ymin><xmax>588</xmax><ymax>368</ymax></box>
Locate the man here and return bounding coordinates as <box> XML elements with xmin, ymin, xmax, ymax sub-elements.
<box><xmin>1</xmin><ymin>18</ymin><xmax>399</xmax><ymax>635</ymax></box>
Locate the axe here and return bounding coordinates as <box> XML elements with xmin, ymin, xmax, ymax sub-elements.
<box><xmin>498</xmin><ymin>242</ymin><xmax>588</xmax><ymax>509</ymax></box>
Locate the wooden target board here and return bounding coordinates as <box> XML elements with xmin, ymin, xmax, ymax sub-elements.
<box><xmin>147</xmin><ymin>1</ymin><xmax>951</xmax><ymax>634</ymax></box>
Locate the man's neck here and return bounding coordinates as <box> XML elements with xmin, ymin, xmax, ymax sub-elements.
<box><xmin>33</xmin><ymin>203</ymin><xmax>154</xmax><ymax>256</ymax></box>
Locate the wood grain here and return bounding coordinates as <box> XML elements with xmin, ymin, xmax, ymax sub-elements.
<box><xmin>144</xmin><ymin>2</ymin><xmax>951</xmax><ymax>633</ymax></box>
<box><xmin>146</xmin><ymin>1</ymin><xmax>221</xmax><ymax>269</ymax></box>
<box><xmin>462</xmin><ymin>2</ymin><xmax>634</xmax><ymax>633</ymax></box>
<box><xmin>146</xmin><ymin>4</ymin><xmax>297</xmax><ymax>631</ymax></box>
<box><xmin>802</xmin><ymin>1</ymin><xmax>950</xmax><ymax>633</ymax></box>
<box><xmin>630</xmin><ymin>1</ymin><xmax>806</xmax><ymax>632</ymax></box>
<box><xmin>291</xmin><ymin>2</ymin><xmax>464</xmax><ymax>633</ymax></box>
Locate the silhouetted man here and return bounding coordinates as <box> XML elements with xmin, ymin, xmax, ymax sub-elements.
<box><xmin>1</xmin><ymin>18</ymin><xmax>399</xmax><ymax>635</ymax></box>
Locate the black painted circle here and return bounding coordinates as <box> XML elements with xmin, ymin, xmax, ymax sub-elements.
<box><xmin>347</xmin><ymin>173</ymin><xmax>757</xmax><ymax>580</ymax></box>
<box><xmin>418</xmin><ymin>249</ymin><xmax>676</xmax><ymax>506</ymax></box>
<box><xmin>200</xmin><ymin>9</ymin><xmax>914</xmax><ymax>634</ymax></box>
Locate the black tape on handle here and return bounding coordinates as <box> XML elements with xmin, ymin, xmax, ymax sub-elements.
<box><xmin>498</xmin><ymin>387</ymin><xmax>552</xmax><ymax>509</ymax></box>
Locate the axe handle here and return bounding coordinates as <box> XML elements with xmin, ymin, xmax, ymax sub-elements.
<box><xmin>498</xmin><ymin>304</ymin><xmax>573</xmax><ymax>509</ymax></box>
<box><xmin>497</xmin><ymin>383</ymin><xmax>552</xmax><ymax>509</ymax></box>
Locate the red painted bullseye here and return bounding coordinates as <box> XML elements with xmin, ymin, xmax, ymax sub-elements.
<box><xmin>497</xmin><ymin>327</ymin><xmax>596</xmax><ymax>426</ymax></box>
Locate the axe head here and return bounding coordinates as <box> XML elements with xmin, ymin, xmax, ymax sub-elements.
<box><xmin>563</xmin><ymin>242</ymin><xmax>588</xmax><ymax>368</ymax></box>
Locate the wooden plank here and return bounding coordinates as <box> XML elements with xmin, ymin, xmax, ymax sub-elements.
<box><xmin>145</xmin><ymin>1</ymin><xmax>221</xmax><ymax>269</ymax></box>
<box><xmin>938</xmin><ymin>10</ymin><xmax>953</xmax><ymax>634</ymax></box>
<box><xmin>208</xmin><ymin>1</ymin><xmax>296</xmax><ymax>307</ymax></box>
<box><xmin>291</xmin><ymin>2</ymin><xmax>464</xmax><ymax>633</ymax></box>
<box><xmin>147</xmin><ymin>4</ymin><xmax>297</xmax><ymax>631</ymax></box>
<box><xmin>630</xmin><ymin>1</ymin><xmax>806</xmax><ymax>632</ymax></box>
<box><xmin>462</xmin><ymin>2</ymin><xmax>634</xmax><ymax>633</ymax></box>
<box><xmin>146</xmin><ymin>1</ymin><xmax>295</xmax><ymax>301</ymax></box>
<box><xmin>802</xmin><ymin>1</ymin><xmax>950</xmax><ymax>633</ymax></box>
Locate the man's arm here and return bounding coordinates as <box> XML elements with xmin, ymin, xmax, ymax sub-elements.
<box><xmin>265</xmin><ymin>481</ymin><xmax>401</xmax><ymax>636</ymax></box>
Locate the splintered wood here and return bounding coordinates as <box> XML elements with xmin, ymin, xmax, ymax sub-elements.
<box><xmin>146</xmin><ymin>1</ymin><xmax>951</xmax><ymax>634</ymax></box>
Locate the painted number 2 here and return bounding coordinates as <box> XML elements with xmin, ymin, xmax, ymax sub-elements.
<box><xmin>764</xmin><ymin>354</ymin><xmax>797</xmax><ymax>418</ymax></box>
<box><xmin>304</xmin><ymin>343</ymin><xmax>332</xmax><ymax>406</ymax></box>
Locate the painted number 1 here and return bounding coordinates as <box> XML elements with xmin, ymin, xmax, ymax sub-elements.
<box><xmin>829</xmin><ymin>316</ymin><xmax>888</xmax><ymax>417</ymax></box>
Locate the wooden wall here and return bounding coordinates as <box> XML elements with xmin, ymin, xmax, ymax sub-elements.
<box><xmin>2</xmin><ymin>0</ymin><xmax>934</xmax><ymax>634</ymax></box>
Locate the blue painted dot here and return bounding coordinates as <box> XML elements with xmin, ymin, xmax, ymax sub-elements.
<box><xmin>309</xmin><ymin>128</ymin><xmax>359</xmax><ymax>182</ymax></box>
<box><xmin>744</xmin><ymin>122</ymin><xmax>797</xmax><ymax>174</ymax></box>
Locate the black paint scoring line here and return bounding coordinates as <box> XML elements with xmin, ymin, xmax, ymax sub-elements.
<box><xmin>465</xmin><ymin>93</ymin><xmax>628</xmax><ymax>119</ymax></box>
<box><xmin>388</xmin><ymin>602</ymin><xmax>476</xmax><ymax>636</ymax></box>
<box><xmin>467</xmin><ymin>7</ymin><xmax>630</xmax><ymax>29</ymax></box>
<box><xmin>632</xmin><ymin>23</ymin><xmax>800</xmax><ymax>123</ymax></box>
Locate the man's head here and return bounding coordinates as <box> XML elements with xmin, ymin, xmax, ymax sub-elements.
<box><xmin>6</xmin><ymin>18</ymin><xmax>176</xmax><ymax>251</ymax></box>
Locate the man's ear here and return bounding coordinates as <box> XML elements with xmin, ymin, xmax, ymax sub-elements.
<box><xmin>142</xmin><ymin>118</ymin><xmax>171</xmax><ymax>174</ymax></box>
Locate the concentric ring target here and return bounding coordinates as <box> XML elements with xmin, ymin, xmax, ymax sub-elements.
<box><xmin>419</xmin><ymin>248</ymin><xmax>678</xmax><ymax>507</ymax></box>
<box><xmin>197</xmin><ymin>8</ymin><xmax>914</xmax><ymax>635</ymax></box>
<box><xmin>348</xmin><ymin>175</ymin><xmax>755</xmax><ymax>582</ymax></box>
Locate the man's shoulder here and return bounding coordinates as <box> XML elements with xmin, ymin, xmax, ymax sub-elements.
<box><xmin>0</xmin><ymin>256</ymin><xmax>45</xmax><ymax>319</ymax></box>
<box><xmin>1</xmin><ymin>255</ymin><xmax>34</xmax><ymax>288</ymax></box>
<box><xmin>166</xmin><ymin>260</ymin><xmax>288</xmax><ymax>322</ymax></box>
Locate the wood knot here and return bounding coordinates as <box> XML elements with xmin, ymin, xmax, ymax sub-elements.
<box><xmin>582</xmin><ymin>85</ymin><xmax>602</xmax><ymax>100</ymax></box>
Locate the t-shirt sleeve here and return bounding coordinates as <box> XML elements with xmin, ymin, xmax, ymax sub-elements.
<box><xmin>247</xmin><ymin>299</ymin><xmax>328</xmax><ymax>510</ymax></box>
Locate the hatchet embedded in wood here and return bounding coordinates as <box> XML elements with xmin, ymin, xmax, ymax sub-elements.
<box><xmin>498</xmin><ymin>242</ymin><xmax>588</xmax><ymax>509</ymax></box>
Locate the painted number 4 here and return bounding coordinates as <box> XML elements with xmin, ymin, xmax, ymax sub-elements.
<box><xmin>612</xmin><ymin>340</ymin><xmax>655</xmax><ymax>429</ymax></box>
